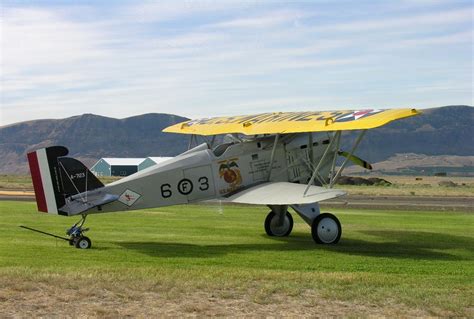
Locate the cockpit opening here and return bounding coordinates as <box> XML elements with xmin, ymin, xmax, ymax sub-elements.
<box><xmin>212</xmin><ymin>142</ymin><xmax>234</xmax><ymax>157</ymax></box>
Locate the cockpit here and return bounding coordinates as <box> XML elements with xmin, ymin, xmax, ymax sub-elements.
<box><xmin>212</xmin><ymin>142</ymin><xmax>234</xmax><ymax>157</ymax></box>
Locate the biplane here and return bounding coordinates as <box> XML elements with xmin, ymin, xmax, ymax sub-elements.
<box><xmin>27</xmin><ymin>108</ymin><xmax>419</xmax><ymax>249</ymax></box>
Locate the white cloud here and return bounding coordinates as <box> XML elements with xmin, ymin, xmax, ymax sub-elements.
<box><xmin>0</xmin><ymin>2</ymin><xmax>472</xmax><ymax>126</ymax></box>
<box><xmin>316</xmin><ymin>8</ymin><xmax>472</xmax><ymax>32</ymax></box>
<box><xmin>396</xmin><ymin>30</ymin><xmax>473</xmax><ymax>47</ymax></box>
<box><xmin>209</xmin><ymin>9</ymin><xmax>311</xmax><ymax>28</ymax></box>
<box><xmin>1</xmin><ymin>8</ymin><xmax>108</xmax><ymax>76</ymax></box>
<box><xmin>120</xmin><ymin>0</ymin><xmax>255</xmax><ymax>23</ymax></box>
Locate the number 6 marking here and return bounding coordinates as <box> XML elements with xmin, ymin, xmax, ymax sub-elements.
<box><xmin>161</xmin><ymin>184</ymin><xmax>172</xmax><ymax>198</ymax></box>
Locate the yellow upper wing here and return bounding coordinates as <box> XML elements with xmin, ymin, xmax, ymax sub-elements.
<box><xmin>163</xmin><ymin>108</ymin><xmax>419</xmax><ymax>136</ymax></box>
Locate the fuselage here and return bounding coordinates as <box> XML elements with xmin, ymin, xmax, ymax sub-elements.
<box><xmin>87</xmin><ymin>133</ymin><xmax>337</xmax><ymax>213</ymax></box>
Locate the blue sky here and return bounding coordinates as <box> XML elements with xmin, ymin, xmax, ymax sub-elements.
<box><xmin>1</xmin><ymin>0</ymin><xmax>472</xmax><ymax>125</ymax></box>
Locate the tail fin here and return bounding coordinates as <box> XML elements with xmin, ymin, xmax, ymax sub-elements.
<box><xmin>27</xmin><ymin>146</ymin><xmax>104</xmax><ymax>215</ymax></box>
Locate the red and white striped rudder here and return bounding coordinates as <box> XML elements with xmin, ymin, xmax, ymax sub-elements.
<box><xmin>27</xmin><ymin>146</ymin><xmax>69</xmax><ymax>214</ymax></box>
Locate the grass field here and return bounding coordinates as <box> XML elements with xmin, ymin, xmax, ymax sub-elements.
<box><xmin>0</xmin><ymin>201</ymin><xmax>473</xmax><ymax>317</ymax></box>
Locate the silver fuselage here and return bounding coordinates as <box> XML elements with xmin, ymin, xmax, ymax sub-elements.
<box><xmin>83</xmin><ymin>133</ymin><xmax>337</xmax><ymax>214</ymax></box>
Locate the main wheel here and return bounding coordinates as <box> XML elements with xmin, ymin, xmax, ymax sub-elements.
<box><xmin>265</xmin><ymin>211</ymin><xmax>293</xmax><ymax>237</ymax></box>
<box><xmin>311</xmin><ymin>213</ymin><xmax>341</xmax><ymax>244</ymax></box>
<box><xmin>74</xmin><ymin>236</ymin><xmax>92</xmax><ymax>249</ymax></box>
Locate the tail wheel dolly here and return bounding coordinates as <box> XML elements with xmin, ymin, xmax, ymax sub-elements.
<box><xmin>66</xmin><ymin>214</ymin><xmax>92</xmax><ymax>249</ymax></box>
<box><xmin>19</xmin><ymin>214</ymin><xmax>92</xmax><ymax>249</ymax></box>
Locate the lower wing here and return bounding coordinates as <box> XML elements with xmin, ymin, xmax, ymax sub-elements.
<box><xmin>224</xmin><ymin>182</ymin><xmax>346</xmax><ymax>205</ymax></box>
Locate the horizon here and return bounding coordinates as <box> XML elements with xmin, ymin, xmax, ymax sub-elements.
<box><xmin>1</xmin><ymin>1</ymin><xmax>473</xmax><ymax>126</ymax></box>
<box><xmin>1</xmin><ymin>104</ymin><xmax>473</xmax><ymax>128</ymax></box>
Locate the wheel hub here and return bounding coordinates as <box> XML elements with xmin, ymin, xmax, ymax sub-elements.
<box><xmin>317</xmin><ymin>217</ymin><xmax>339</xmax><ymax>243</ymax></box>
<box><xmin>270</xmin><ymin>216</ymin><xmax>290</xmax><ymax>236</ymax></box>
<box><xmin>78</xmin><ymin>239</ymin><xmax>89</xmax><ymax>249</ymax></box>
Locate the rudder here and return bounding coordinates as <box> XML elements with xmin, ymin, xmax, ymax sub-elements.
<box><xmin>27</xmin><ymin>146</ymin><xmax>104</xmax><ymax>215</ymax></box>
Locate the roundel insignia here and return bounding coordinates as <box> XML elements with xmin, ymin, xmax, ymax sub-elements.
<box><xmin>335</xmin><ymin>109</ymin><xmax>383</xmax><ymax>122</ymax></box>
<box><xmin>177</xmin><ymin>179</ymin><xmax>193</xmax><ymax>195</ymax></box>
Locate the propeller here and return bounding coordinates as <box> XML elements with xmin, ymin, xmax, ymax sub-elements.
<box><xmin>337</xmin><ymin>151</ymin><xmax>373</xmax><ymax>170</ymax></box>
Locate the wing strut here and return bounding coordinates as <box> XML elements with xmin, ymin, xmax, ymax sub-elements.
<box><xmin>329</xmin><ymin>130</ymin><xmax>366</xmax><ymax>187</ymax></box>
<box><xmin>188</xmin><ymin>134</ymin><xmax>195</xmax><ymax>150</ymax></box>
<box><xmin>308</xmin><ymin>132</ymin><xmax>314</xmax><ymax>166</ymax></box>
<box><xmin>329</xmin><ymin>132</ymin><xmax>342</xmax><ymax>185</ymax></box>
<box><xmin>209</xmin><ymin>135</ymin><xmax>216</xmax><ymax>148</ymax></box>
<box><xmin>304</xmin><ymin>131</ymin><xmax>340</xmax><ymax>195</ymax></box>
<box><xmin>267</xmin><ymin>134</ymin><xmax>280</xmax><ymax>180</ymax></box>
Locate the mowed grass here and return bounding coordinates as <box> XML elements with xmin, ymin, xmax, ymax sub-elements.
<box><xmin>0</xmin><ymin>201</ymin><xmax>473</xmax><ymax>316</ymax></box>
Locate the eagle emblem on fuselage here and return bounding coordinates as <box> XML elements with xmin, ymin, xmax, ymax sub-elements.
<box><xmin>218</xmin><ymin>158</ymin><xmax>242</xmax><ymax>193</ymax></box>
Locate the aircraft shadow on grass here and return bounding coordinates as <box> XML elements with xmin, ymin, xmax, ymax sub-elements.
<box><xmin>119</xmin><ymin>230</ymin><xmax>473</xmax><ymax>261</ymax></box>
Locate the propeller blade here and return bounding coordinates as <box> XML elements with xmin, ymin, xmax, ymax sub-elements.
<box><xmin>338</xmin><ymin>151</ymin><xmax>373</xmax><ymax>170</ymax></box>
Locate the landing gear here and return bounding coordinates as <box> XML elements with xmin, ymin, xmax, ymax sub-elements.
<box><xmin>264</xmin><ymin>205</ymin><xmax>342</xmax><ymax>243</ymax></box>
<box><xmin>74</xmin><ymin>236</ymin><xmax>91</xmax><ymax>249</ymax></box>
<box><xmin>265</xmin><ymin>206</ymin><xmax>293</xmax><ymax>237</ymax></box>
<box><xmin>291</xmin><ymin>204</ymin><xmax>342</xmax><ymax>244</ymax></box>
<box><xmin>67</xmin><ymin>214</ymin><xmax>92</xmax><ymax>249</ymax></box>
<box><xmin>311</xmin><ymin>213</ymin><xmax>341</xmax><ymax>244</ymax></box>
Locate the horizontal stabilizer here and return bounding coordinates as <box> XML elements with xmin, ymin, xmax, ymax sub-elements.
<box><xmin>225</xmin><ymin>182</ymin><xmax>346</xmax><ymax>205</ymax></box>
<box><xmin>62</xmin><ymin>192</ymin><xmax>119</xmax><ymax>216</ymax></box>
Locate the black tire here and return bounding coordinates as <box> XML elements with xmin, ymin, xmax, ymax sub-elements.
<box><xmin>264</xmin><ymin>211</ymin><xmax>293</xmax><ymax>237</ymax></box>
<box><xmin>74</xmin><ymin>236</ymin><xmax>92</xmax><ymax>249</ymax></box>
<box><xmin>311</xmin><ymin>213</ymin><xmax>341</xmax><ymax>244</ymax></box>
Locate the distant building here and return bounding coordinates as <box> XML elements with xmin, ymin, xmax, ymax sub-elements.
<box><xmin>91</xmin><ymin>158</ymin><xmax>146</xmax><ymax>177</ymax></box>
<box><xmin>138</xmin><ymin>157</ymin><xmax>173</xmax><ymax>171</ymax></box>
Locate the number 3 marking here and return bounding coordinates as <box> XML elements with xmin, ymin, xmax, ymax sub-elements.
<box><xmin>199</xmin><ymin>177</ymin><xmax>209</xmax><ymax>191</ymax></box>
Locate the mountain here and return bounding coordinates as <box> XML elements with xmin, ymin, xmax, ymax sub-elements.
<box><xmin>0</xmin><ymin>113</ymin><xmax>189</xmax><ymax>174</ymax></box>
<box><xmin>342</xmin><ymin>105</ymin><xmax>474</xmax><ymax>163</ymax></box>
<box><xmin>0</xmin><ymin>105</ymin><xmax>472</xmax><ymax>174</ymax></box>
